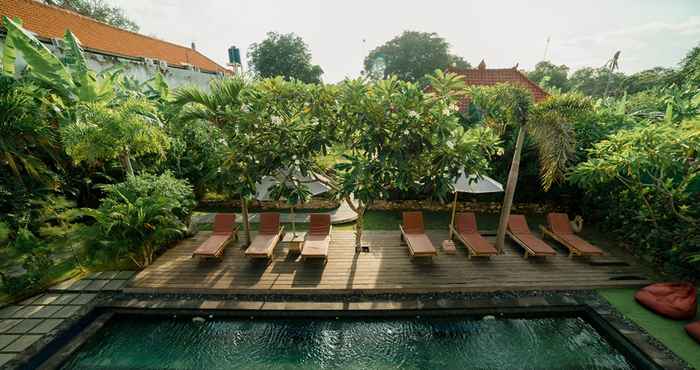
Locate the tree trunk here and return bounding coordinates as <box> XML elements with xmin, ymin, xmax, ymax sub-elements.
<box><xmin>240</xmin><ymin>195</ymin><xmax>251</xmax><ymax>246</ymax></box>
<box><xmin>354</xmin><ymin>206</ymin><xmax>366</xmax><ymax>252</ymax></box>
<box><xmin>495</xmin><ymin>126</ymin><xmax>526</xmax><ymax>253</ymax></box>
<box><xmin>119</xmin><ymin>150</ymin><xmax>135</xmax><ymax>178</ymax></box>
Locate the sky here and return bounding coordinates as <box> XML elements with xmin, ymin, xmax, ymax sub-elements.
<box><xmin>115</xmin><ymin>0</ymin><xmax>700</xmax><ymax>83</ymax></box>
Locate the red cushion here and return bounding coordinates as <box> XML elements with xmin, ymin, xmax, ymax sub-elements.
<box><xmin>634</xmin><ymin>282</ymin><xmax>697</xmax><ymax>320</ymax></box>
<box><xmin>686</xmin><ymin>321</ymin><xmax>700</xmax><ymax>343</ymax></box>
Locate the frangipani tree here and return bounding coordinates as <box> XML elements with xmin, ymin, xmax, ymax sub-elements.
<box><xmin>173</xmin><ymin>77</ymin><xmax>336</xmax><ymax>245</ymax></box>
<box><xmin>332</xmin><ymin>71</ymin><xmax>500</xmax><ymax>251</ymax></box>
<box><xmin>469</xmin><ymin>84</ymin><xmax>593</xmax><ymax>252</ymax></box>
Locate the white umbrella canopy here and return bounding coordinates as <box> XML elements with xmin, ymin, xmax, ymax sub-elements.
<box><xmin>453</xmin><ymin>173</ymin><xmax>504</xmax><ymax>194</ymax></box>
<box><xmin>254</xmin><ymin>169</ymin><xmax>330</xmax><ymax>235</ymax></box>
<box><xmin>255</xmin><ymin>171</ymin><xmax>330</xmax><ymax>201</ymax></box>
<box><xmin>449</xmin><ymin>172</ymin><xmax>504</xmax><ymax>238</ymax></box>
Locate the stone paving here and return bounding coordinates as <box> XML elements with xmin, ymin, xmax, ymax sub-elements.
<box><xmin>50</xmin><ymin>271</ymin><xmax>136</xmax><ymax>293</ymax></box>
<box><xmin>0</xmin><ymin>271</ymin><xmax>135</xmax><ymax>368</ymax></box>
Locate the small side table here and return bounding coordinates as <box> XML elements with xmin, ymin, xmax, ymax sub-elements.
<box><xmin>442</xmin><ymin>240</ymin><xmax>457</xmax><ymax>255</ymax></box>
<box><xmin>283</xmin><ymin>232</ymin><xmax>306</xmax><ymax>253</ymax></box>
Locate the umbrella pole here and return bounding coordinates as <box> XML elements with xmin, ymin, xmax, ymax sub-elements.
<box><xmin>291</xmin><ymin>206</ymin><xmax>296</xmax><ymax>236</ymax></box>
<box><xmin>449</xmin><ymin>191</ymin><xmax>458</xmax><ymax>239</ymax></box>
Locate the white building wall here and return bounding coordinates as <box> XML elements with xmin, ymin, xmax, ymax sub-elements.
<box><xmin>1</xmin><ymin>37</ymin><xmax>221</xmax><ymax>89</ymax></box>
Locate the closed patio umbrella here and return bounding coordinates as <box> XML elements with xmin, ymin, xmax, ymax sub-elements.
<box><xmin>448</xmin><ymin>172</ymin><xmax>504</xmax><ymax>238</ymax></box>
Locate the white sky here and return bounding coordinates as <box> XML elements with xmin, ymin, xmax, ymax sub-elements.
<box><xmin>115</xmin><ymin>0</ymin><xmax>700</xmax><ymax>83</ymax></box>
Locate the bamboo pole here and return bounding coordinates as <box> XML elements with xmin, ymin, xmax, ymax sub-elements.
<box><xmin>449</xmin><ymin>191</ymin><xmax>458</xmax><ymax>239</ymax></box>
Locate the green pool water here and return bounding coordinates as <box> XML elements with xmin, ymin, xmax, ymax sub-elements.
<box><xmin>61</xmin><ymin>315</ymin><xmax>634</xmax><ymax>369</ymax></box>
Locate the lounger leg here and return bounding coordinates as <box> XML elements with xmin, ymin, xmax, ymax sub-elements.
<box><xmin>523</xmin><ymin>252</ymin><xmax>528</xmax><ymax>259</ymax></box>
<box><xmin>568</xmin><ymin>251</ymin><xmax>573</xmax><ymax>258</ymax></box>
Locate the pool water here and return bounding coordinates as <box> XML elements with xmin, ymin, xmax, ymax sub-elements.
<box><xmin>62</xmin><ymin>315</ymin><xmax>634</xmax><ymax>369</ymax></box>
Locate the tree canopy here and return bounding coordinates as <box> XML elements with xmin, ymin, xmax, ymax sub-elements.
<box><xmin>527</xmin><ymin>61</ymin><xmax>570</xmax><ymax>92</ymax></box>
<box><xmin>42</xmin><ymin>0</ymin><xmax>139</xmax><ymax>31</ymax></box>
<box><xmin>247</xmin><ymin>32</ymin><xmax>323</xmax><ymax>84</ymax></box>
<box><xmin>364</xmin><ymin>31</ymin><xmax>471</xmax><ymax>84</ymax></box>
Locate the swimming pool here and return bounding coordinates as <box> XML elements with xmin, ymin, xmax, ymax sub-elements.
<box><xmin>59</xmin><ymin>314</ymin><xmax>638</xmax><ymax>369</ymax></box>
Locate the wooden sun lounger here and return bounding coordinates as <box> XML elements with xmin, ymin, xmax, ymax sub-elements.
<box><xmin>449</xmin><ymin>212</ymin><xmax>498</xmax><ymax>259</ymax></box>
<box><xmin>539</xmin><ymin>212</ymin><xmax>605</xmax><ymax>258</ymax></box>
<box><xmin>301</xmin><ymin>214</ymin><xmax>332</xmax><ymax>263</ymax></box>
<box><xmin>192</xmin><ymin>213</ymin><xmax>239</xmax><ymax>260</ymax></box>
<box><xmin>400</xmin><ymin>211</ymin><xmax>437</xmax><ymax>258</ymax></box>
<box><xmin>506</xmin><ymin>214</ymin><xmax>557</xmax><ymax>259</ymax></box>
<box><xmin>245</xmin><ymin>213</ymin><xmax>284</xmax><ymax>261</ymax></box>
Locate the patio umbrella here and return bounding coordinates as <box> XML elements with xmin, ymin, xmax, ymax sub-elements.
<box><xmin>448</xmin><ymin>172</ymin><xmax>504</xmax><ymax>239</ymax></box>
<box><xmin>255</xmin><ymin>170</ymin><xmax>330</xmax><ymax>235</ymax></box>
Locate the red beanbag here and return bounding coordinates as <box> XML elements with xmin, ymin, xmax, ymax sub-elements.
<box><xmin>634</xmin><ymin>282</ymin><xmax>697</xmax><ymax>320</ymax></box>
<box><xmin>686</xmin><ymin>321</ymin><xmax>700</xmax><ymax>343</ymax></box>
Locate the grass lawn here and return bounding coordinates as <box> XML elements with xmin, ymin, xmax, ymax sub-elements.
<box><xmin>198</xmin><ymin>210</ymin><xmax>548</xmax><ymax>233</ymax></box>
<box><xmin>598</xmin><ymin>288</ymin><xmax>700</xmax><ymax>368</ymax></box>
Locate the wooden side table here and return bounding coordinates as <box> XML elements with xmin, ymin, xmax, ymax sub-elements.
<box><xmin>441</xmin><ymin>240</ymin><xmax>457</xmax><ymax>255</ymax></box>
<box><xmin>283</xmin><ymin>232</ymin><xmax>306</xmax><ymax>253</ymax></box>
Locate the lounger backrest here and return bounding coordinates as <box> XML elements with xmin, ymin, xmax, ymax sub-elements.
<box><xmin>548</xmin><ymin>213</ymin><xmax>573</xmax><ymax>234</ymax></box>
<box><xmin>309</xmin><ymin>214</ymin><xmax>331</xmax><ymax>235</ymax></box>
<box><xmin>212</xmin><ymin>213</ymin><xmax>236</xmax><ymax>235</ymax></box>
<box><xmin>507</xmin><ymin>214</ymin><xmax>531</xmax><ymax>235</ymax></box>
<box><xmin>455</xmin><ymin>212</ymin><xmax>478</xmax><ymax>234</ymax></box>
<box><xmin>258</xmin><ymin>213</ymin><xmax>280</xmax><ymax>235</ymax></box>
<box><xmin>402</xmin><ymin>212</ymin><xmax>425</xmax><ymax>234</ymax></box>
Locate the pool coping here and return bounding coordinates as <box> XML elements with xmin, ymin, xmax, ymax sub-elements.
<box><xmin>14</xmin><ymin>290</ymin><xmax>690</xmax><ymax>370</ymax></box>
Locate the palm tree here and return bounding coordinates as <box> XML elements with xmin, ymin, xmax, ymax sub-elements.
<box><xmin>0</xmin><ymin>77</ymin><xmax>57</xmax><ymax>184</ymax></box>
<box><xmin>471</xmin><ymin>85</ymin><xmax>593</xmax><ymax>252</ymax></box>
<box><xmin>171</xmin><ymin>78</ymin><xmax>253</xmax><ymax>244</ymax></box>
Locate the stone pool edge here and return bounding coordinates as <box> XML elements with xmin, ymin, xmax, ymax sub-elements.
<box><xmin>8</xmin><ymin>290</ymin><xmax>692</xmax><ymax>370</ymax></box>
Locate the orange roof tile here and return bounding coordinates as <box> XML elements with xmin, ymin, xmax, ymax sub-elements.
<box><xmin>1</xmin><ymin>0</ymin><xmax>230</xmax><ymax>74</ymax></box>
<box><xmin>448</xmin><ymin>61</ymin><xmax>548</xmax><ymax>109</ymax></box>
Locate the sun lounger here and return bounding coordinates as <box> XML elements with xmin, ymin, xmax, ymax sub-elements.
<box><xmin>192</xmin><ymin>213</ymin><xmax>238</xmax><ymax>259</ymax></box>
<box><xmin>301</xmin><ymin>214</ymin><xmax>332</xmax><ymax>263</ymax></box>
<box><xmin>539</xmin><ymin>212</ymin><xmax>605</xmax><ymax>257</ymax></box>
<box><xmin>449</xmin><ymin>212</ymin><xmax>498</xmax><ymax>258</ymax></box>
<box><xmin>400</xmin><ymin>211</ymin><xmax>437</xmax><ymax>258</ymax></box>
<box><xmin>506</xmin><ymin>214</ymin><xmax>557</xmax><ymax>258</ymax></box>
<box><xmin>245</xmin><ymin>213</ymin><xmax>284</xmax><ymax>261</ymax></box>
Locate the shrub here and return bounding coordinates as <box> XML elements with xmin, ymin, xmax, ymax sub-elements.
<box><xmin>84</xmin><ymin>172</ymin><xmax>195</xmax><ymax>268</ymax></box>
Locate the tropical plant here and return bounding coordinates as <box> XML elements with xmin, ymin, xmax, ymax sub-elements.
<box><xmin>60</xmin><ymin>97</ymin><xmax>169</xmax><ymax>177</ymax></box>
<box><xmin>0</xmin><ymin>76</ymin><xmax>58</xmax><ymax>183</ymax></box>
<box><xmin>2</xmin><ymin>17</ymin><xmax>116</xmax><ymax>104</ymax></box>
<box><xmin>248</xmin><ymin>32</ymin><xmax>323</xmax><ymax>83</ymax></box>
<box><xmin>468</xmin><ymin>85</ymin><xmax>593</xmax><ymax>251</ymax></box>
<box><xmin>570</xmin><ymin>121</ymin><xmax>700</xmax><ymax>274</ymax></box>
<box><xmin>331</xmin><ymin>71</ymin><xmax>500</xmax><ymax>250</ymax></box>
<box><xmin>364</xmin><ymin>31</ymin><xmax>470</xmax><ymax>84</ymax></box>
<box><xmin>82</xmin><ymin>172</ymin><xmax>195</xmax><ymax>267</ymax></box>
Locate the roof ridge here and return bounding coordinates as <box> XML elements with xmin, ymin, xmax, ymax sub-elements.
<box><xmin>21</xmin><ymin>0</ymin><xmax>224</xmax><ymax>68</ymax></box>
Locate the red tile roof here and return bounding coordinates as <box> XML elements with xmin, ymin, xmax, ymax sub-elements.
<box><xmin>1</xmin><ymin>0</ymin><xmax>230</xmax><ymax>74</ymax></box>
<box><xmin>448</xmin><ymin>61</ymin><xmax>549</xmax><ymax>108</ymax></box>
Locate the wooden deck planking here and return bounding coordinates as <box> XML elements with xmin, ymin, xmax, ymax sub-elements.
<box><xmin>127</xmin><ymin>230</ymin><xmax>650</xmax><ymax>294</ymax></box>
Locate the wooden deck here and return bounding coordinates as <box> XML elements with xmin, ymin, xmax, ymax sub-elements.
<box><xmin>127</xmin><ymin>230</ymin><xmax>650</xmax><ymax>294</ymax></box>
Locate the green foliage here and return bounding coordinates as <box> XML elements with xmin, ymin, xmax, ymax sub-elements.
<box><xmin>679</xmin><ymin>43</ymin><xmax>700</xmax><ymax>86</ymax></box>
<box><xmin>0</xmin><ymin>228</ymin><xmax>53</xmax><ymax>296</ymax></box>
<box><xmin>527</xmin><ymin>61</ymin><xmax>570</xmax><ymax>92</ymax></box>
<box><xmin>41</xmin><ymin>0</ymin><xmax>139</xmax><ymax>31</ymax></box>
<box><xmin>569</xmin><ymin>66</ymin><xmax>626</xmax><ymax>98</ymax></box>
<box><xmin>334</xmin><ymin>72</ymin><xmax>500</xmax><ymax>205</ymax></box>
<box><xmin>248</xmin><ymin>32</ymin><xmax>323</xmax><ymax>83</ymax></box>
<box><xmin>0</xmin><ymin>76</ymin><xmax>58</xmax><ymax>182</ymax></box>
<box><xmin>623</xmin><ymin>67</ymin><xmax>679</xmax><ymax>95</ymax></box>
<box><xmin>83</xmin><ymin>172</ymin><xmax>195</xmax><ymax>267</ymax></box>
<box><xmin>364</xmin><ymin>31</ymin><xmax>470</xmax><ymax>84</ymax></box>
<box><xmin>60</xmin><ymin>97</ymin><xmax>170</xmax><ymax>176</ymax></box>
<box><xmin>571</xmin><ymin>122</ymin><xmax>700</xmax><ymax>276</ymax></box>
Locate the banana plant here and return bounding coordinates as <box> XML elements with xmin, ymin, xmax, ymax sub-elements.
<box><xmin>2</xmin><ymin>16</ymin><xmax>114</xmax><ymax>104</ymax></box>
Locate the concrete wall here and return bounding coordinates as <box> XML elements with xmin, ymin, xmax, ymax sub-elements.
<box><xmin>0</xmin><ymin>37</ymin><xmax>220</xmax><ymax>89</ymax></box>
